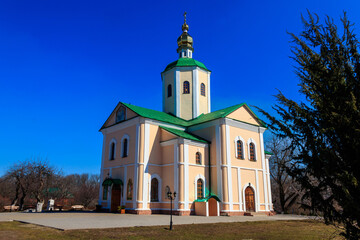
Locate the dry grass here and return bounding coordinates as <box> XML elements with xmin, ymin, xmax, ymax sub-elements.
<box><xmin>0</xmin><ymin>220</ymin><xmax>344</xmax><ymax>240</ymax></box>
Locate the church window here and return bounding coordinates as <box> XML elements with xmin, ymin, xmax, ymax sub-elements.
<box><xmin>201</xmin><ymin>83</ymin><xmax>205</xmax><ymax>96</ymax></box>
<box><xmin>127</xmin><ymin>179</ymin><xmax>133</xmax><ymax>200</ymax></box>
<box><xmin>196</xmin><ymin>152</ymin><xmax>201</xmax><ymax>165</ymax></box>
<box><xmin>109</xmin><ymin>142</ymin><xmax>115</xmax><ymax>160</ymax></box>
<box><xmin>122</xmin><ymin>138</ymin><xmax>128</xmax><ymax>158</ymax></box>
<box><xmin>151</xmin><ymin>178</ymin><xmax>159</xmax><ymax>202</ymax></box>
<box><xmin>183</xmin><ymin>81</ymin><xmax>190</xmax><ymax>94</ymax></box>
<box><xmin>197</xmin><ymin>179</ymin><xmax>204</xmax><ymax>199</ymax></box>
<box><xmin>249</xmin><ymin>142</ymin><xmax>256</xmax><ymax>161</ymax></box>
<box><xmin>237</xmin><ymin>140</ymin><xmax>244</xmax><ymax>159</ymax></box>
<box><xmin>102</xmin><ymin>186</ymin><xmax>108</xmax><ymax>200</ymax></box>
<box><xmin>167</xmin><ymin>84</ymin><xmax>172</xmax><ymax>97</ymax></box>
<box><xmin>116</xmin><ymin>106</ymin><xmax>126</xmax><ymax>123</ymax></box>
<box><xmin>165</xmin><ymin>186</ymin><xmax>170</xmax><ymax>199</ymax></box>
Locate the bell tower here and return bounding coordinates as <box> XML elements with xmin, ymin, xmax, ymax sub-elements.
<box><xmin>161</xmin><ymin>12</ymin><xmax>211</xmax><ymax>120</ymax></box>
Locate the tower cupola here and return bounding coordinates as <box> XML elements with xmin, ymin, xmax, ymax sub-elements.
<box><xmin>177</xmin><ymin>12</ymin><xmax>193</xmax><ymax>58</ymax></box>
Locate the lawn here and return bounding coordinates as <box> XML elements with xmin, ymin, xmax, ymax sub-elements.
<box><xmin>0</xmin><ymin>220</ymin><xmax>344</xmax><ymax>240</ymax></box>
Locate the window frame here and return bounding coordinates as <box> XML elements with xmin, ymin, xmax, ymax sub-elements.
<box><xmin>127</xmin><ymin>179</ymin><xmax>133</xmax><ymax>200</ymax></box>
<box><xmin>196</xmin><ymin>152</ymin><xmax>201</xmax><ymax>165</ymax></box>
<box><xmin>121</xmin><ymin>135</ymin><xmax>130</xmax><ymax>158</ymax></box>
<box><xmin>183</xmin><ymin>81</ymin><xmax>190</xmax><ymax>94</ymax></box>
<box><xmin>116</xmin><ymin>106</ymin><xmax>126</xmax><ymax>123</ymax></box>
<box><xmin>102</xmin><ymin>186</ymin><xmax>108</xmax><ymax>200</ymax></box>
<box><xmin>200</xmin><ymin>83</ymin><xmax>206</xmax><ymax>96</ymax></box>
<box><xmin>247</xmin><ymin>138</ymin><xmax>257</xmax><ymax>161</ymax></box>
<box><xmin>167</xmin><ymin>84</ymin><xmax>172</xmax><ymax>97</ymax></box>
<box><xmin>234</xmin><ymin>136</ymin><xmax>245</xmax><ymax>160</ymax></box>
<box><xmin>109</xmin><ymin>138</ymin><xmax>117</xmax><ymax>160</ymax></box>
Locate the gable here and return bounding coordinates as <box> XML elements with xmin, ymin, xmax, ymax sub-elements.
<box><xmin>100</xmin><ymin>103</ymin><xmax>139</xmax><ymax>130</ymax></box>
<box><xmin>226</xmin><ymin>105</ymin><xmax>261</xmax><ymax>126</ymax></box>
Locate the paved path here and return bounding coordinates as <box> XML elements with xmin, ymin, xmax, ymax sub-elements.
<box><xmin>0</xmin><ymin>212</ymin><xmax>311</xmax><ymax>230</ymax></box>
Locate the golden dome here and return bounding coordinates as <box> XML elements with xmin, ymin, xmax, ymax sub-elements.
<box><xmin>177</xmin><ymin>12</ymin><xmax>194</xmax><ymax>53</ymax></box>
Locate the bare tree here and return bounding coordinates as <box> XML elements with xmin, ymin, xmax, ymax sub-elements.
<box><xmin>4</xmin><ymin>159</ymin><xmax>57</xmax><ymax>210</ymax></box>
<box><xmin>267</xmin><ymin>136</ymin><xmax>301</xmax><ymax>213</ymax></box>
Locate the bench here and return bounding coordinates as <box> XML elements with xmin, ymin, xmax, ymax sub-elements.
<box><xmin>3</xmin><ymin>205</ymin><xmax>19</xmax><ymax>211</ymax></box>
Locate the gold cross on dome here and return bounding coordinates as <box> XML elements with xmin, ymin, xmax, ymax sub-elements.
<box><xmin>184</xmin><ymin>11</ymin><xmax>187</xmax><ymax>23</ymax></box>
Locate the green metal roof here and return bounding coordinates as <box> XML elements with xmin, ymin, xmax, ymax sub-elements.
<box><xmin>188</xmin><ymin>103</ymin><xmax>245</xmax><ymax>126</ymax></box>
<box><xmin>160</xmin><ymin>126</ymin><xmax>209</xmax><ymax>143</ymax></box>
<box><xmin>265</xmin><ymin>150</ymin><xmax>273</xmax><ymax>155</ymax></box>
<box><xmin>164</xmin><ymin>58</ymin><xmax>209</xmax><ymax>72</ymax></box>
<box><xmin>101</xmin><ymin>102</ymin><xmax>265</xmax><ymax>130</ymax></box>
<box><xmin>122</xmin><ymin>103</ymin><xmax>189</xmax><ymax>127</ymax></box>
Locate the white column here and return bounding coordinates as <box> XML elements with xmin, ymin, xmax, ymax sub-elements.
<box><xmin>192</xmin><ymin>68</ymin><xmax>199</xmax><ymax>118</ymax></box>
<box><xmin>142</xmin><ymin>123</ymin><xmax>150</xmax><ymax>209</ymax></box>
<box><xmin>184</xmin><ymin>143</ymin><xmax>189</xmax><ymax>210</ymax></box>
<box><xmin>207</xmin><ymin>72</ymin><xmax>211</xmax><ymax>113</ymax></box>
<box><xmin>225</xmin><ymin>125</ymin><xmax>233</xmax><ymax>210</ymax></box>
<box><xmin>133</xmin><ymin>124</ymin><xmax>140</xmax><ymax>209</ymax></box>
<box><xmin>255</xmin><ymin>169</ymin><xmax>260</xmax><ymax>212</ymax></box>
<box><xmin>237</xmin><ymin>168</ymin><xmax>243</xmax><ymax>211</ymax></box>
<box><xmin>215</xmin><ymin>125</ymin><xmax>222</xmax><ymax>200</ymax></box>
<box><xmin>174</xmin><ymin>143</ymin><xmax>179</xmax><ymax>209</ymax></box>
<box><xmin>259</xmin><ymin>129</ymin><xmax>269</xmax><ymax>211</ymax></box>
<box><xmin>175</xmin><ymin>69</ymin><xmax>180</xmax><ymax>117</ymax></box>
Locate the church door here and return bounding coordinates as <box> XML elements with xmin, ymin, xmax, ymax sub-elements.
<box><xmin>245</xmin><ymin>186</ymin><xmax>255</xmax><ymax>212</ymax></box>
<box><xmin>111</xmin><ymin>184</ymin><xmax>121</xmax><ymax>212</ymax></box>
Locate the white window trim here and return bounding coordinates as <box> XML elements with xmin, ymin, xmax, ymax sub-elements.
<box><xmin>247</xmin><ymin>138</ymin><xmax>257</xmax><ymax>161</ymax></box>
<box><xmin>109</xmin><ymin>138</ymin><xmax>117</xmax><ymax>160</ymax></box>
<box><xmin>234</xmin><ymin>136</ymin><xmax>245</xmax><ymax>159</ymax></box>
<box><xmin>196</xmin><ymin>151</ymin><xmax>202</xmax><ymax>165</ymax></box>
<box><xmin>150</xmin><ymin>174</ymin><xmax>162</xmax><ymax>202</ymax></box>
<box><xmin>194</xmin><ymin>174</ymin><xmax>206</xmax><ymax>200</ymax></box>
<box><xmin>121</xmin><ymin>134</ymin><xmax>130</xmax><ymax>158</ymax></box>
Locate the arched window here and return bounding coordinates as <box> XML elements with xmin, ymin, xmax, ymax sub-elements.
<box><xmin>151</xmin><ymin>178</ymin><xmax>159</xmax><ymax>202</ymax></box>
<box><xmin>196</xmin><ymin>152</ymin><xmax>201</xmax><ymax>165</ymax></box>
<box><xmin>122</xmin><ymin>138</ymin><xmax>128</xmax><ymax>157</ymax></box>
<box><xmin>197</xmin><ymin>179</ymin><xmax>204</xmax><ymax>199</ymax></box>
<box><xmin>116</xmin><ymin>106</ymin><xmax>126</xmax><ymax>123</ymax></box>
<box><xmin>165</xmin><ymin>186</ymin><xmax>170</xmax><ymax>199</ymax></box>
<box><xmin>249</xmin><ymin>142</ymin><xmax>256</xmax><ymax>161</ymax></box>
<box><xmin>110</xmin><ymin>142</ymin><xmax>115</xmax><ymax>160</ymax></box>
<box><xmin>183</xmin><ymin>81</ymin><xmax>190</xmax><ymax>94</ymax></box>
<box><xmin>167</xmin><ymin>84</ymin><xmax>172</xmax><ymax>97</ymax></box>
<box><xmin>102</xmin><ymin>186</ymin><xmax>108</xmax><ymax>200</ymax></box>
<box><xmin>127</xmin><ymin>179</ymin><xmax>133</xmax><ymax>200</ymax></box>
<box><xmin>237</xmin><ymin>140</ymin><xmax>244</xmax><ymax>159</ymax></box>
<box><xmin>201</xmin><ymin>83</ymin><xmax>205</xmax><ymax>96</ymax></box>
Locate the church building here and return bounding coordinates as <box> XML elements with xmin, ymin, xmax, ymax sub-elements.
<box><xmin>98</xmin><ymin>14</ymin><xmax>273</xmax><ymax>216</ymax></box>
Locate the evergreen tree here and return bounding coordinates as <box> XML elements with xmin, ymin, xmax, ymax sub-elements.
<box><xmin>258</xmin><ymin>11</ymin><xmax>360</xmax><ymax>239</ymax></box>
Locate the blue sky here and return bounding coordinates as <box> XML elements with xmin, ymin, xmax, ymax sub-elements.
<box><xmin>0</xmin><ymin>0</ymin><xmax>358</xmax><ymax>176</ymax></box>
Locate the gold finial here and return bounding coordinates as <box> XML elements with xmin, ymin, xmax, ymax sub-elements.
<box><xmin>182</xmin><ymin>11</ymin><xmax>189</xmax><ymax>32</ymax></box>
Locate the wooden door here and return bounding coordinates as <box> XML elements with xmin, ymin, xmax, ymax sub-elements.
<box><xmin>245</xmin><ymin>186</ymin><xmax>255</xmax><ymax>212</ymax></box>
<box><xmin>111</xmin><ymin>184</ymin><xmax>121</xmax><ymax>212</ymax></box>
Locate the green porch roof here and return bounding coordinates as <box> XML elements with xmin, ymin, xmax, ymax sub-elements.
<box><xmin>265</xmin><ymin>151</ymin><xmax>273</xmax><ymax>155</ymax></box>
<box><xmin>160</xmin><ymin>126</ymin><xmax>209</xmax><ymax>143</ymax></box>
<box><xmin>194</xmin><ymin>195</ymin><xmax>221</xmax><ymax>202</ymax></box>
<box><xmin>164</xmin><ymin>58</ymin><xmax>209</xmax><ymax>72</ymax></box>
<box><xmin>102</xmin><ymin>178</ymin><xmax>123</xmax><ymax>186</ymax></box>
